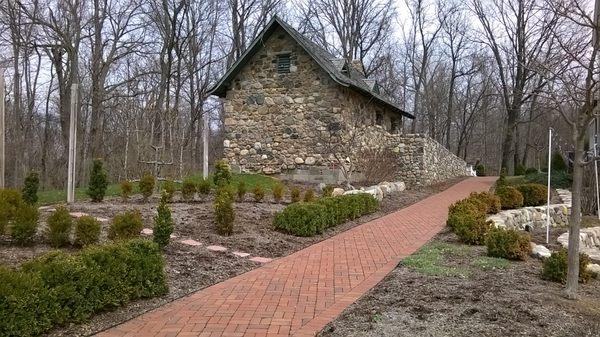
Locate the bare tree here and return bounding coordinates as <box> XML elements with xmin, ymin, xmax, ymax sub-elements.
<box><xmin>540</xmin><ymin>0</ymin><xmax>599</xmax><ymax>299</ymax></box>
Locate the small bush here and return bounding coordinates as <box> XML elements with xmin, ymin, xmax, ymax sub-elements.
<box><xmin>11</xmin><ymin>203</ymin><xmax>39</xmax><ymax>245</ymax></box>
<box><xmin>525</xmin><ymin>167</ymin><xmax>538</xmax><ymax>175</ymax></box>
<box><xmin>237</xmin><ymin>181</ymin><xmax>247</xmax><ymax>201</ymax></box>
<box><xmin>22</xmin><ymin>171</ymin><xmax>40</xmax><ymax>204</ymax></box>
<box><xmin>46</xmin><ymin>206</ymin><xmax>73</xmax><ymax>247</ymax></box>
<box><xmin>516</xmin><ymin>183</ymin><xmax>548</xmax><ymax>207</ymax></box>
<box><xmin>322</xmin><ymin>185</ymin><xmax>334</xmax><ymax>197</ymax></box>
<box><xmin>87</xmin><ymin>159</ymin><xmax>109</xmax><ymax>202</ymax></box>
<box><xmin>469</xmin><ymin>192</ymin><xmax>501</xmax><ymax>214</ymax></box>
<box><xmin>252</xmin><ymin>185</ymin><xmax>265</xmax><ymax>202</ymax></box>
<box><xmin>197</xmin><ymin>178</ymin><xmax>211</xmax><ymax>195</ymax></box>
<box><xmin>542</xmin><ymin>249</ymin><xmax>593</xmax><ymax>284</ymax></box>
<box><xmin>290</xmin><ymin>187</ymin><xmax>301</xmax><ymax>203</ymax></box>
<box><xmin>272</xmin><ymin>184</ymin><xmax>284</xmax><ymax>203</ymax></box>
<box><xmin>162</xmin><ymin>180</ymin><xmax>176</xmax><ymax>202</ymax></box>
<box><xmin>475</xmin><ymin>164</ymin><xmax>485</xmax><ymax>176</ymax></box>
<box><xmin>495</xmin><ymin>186</ymin><xmax>524</xmax><ymax>209</ymax></box>
<box><xmin>120</xmin><ymin>181</ymin><xmax>133</xmax><ymax>201</ymax></box>
<box><xmin>447</xmin><ymin>198</ymin><xmax>492</xmax><ymax>245</ymax></box>
<box><xmin>0</xmin><ymin>189</ymin><xmax>23</xmax><ymax>234</ymax></box>
<box><xmin>515</xmin><ymin>164</ymin><xmax>526</xmax><ymax>176</ymax></box>
<box><xmin>485</xmin><ymin>228</ymin><xmax>531</xmax><ymax>260</ymax></box>
<box><xmin>153</xmin><ymin>194</ymin><xmax>174</xmax><ymax>249</ymax></box>
<box><xmin>274</xmin><ymin>194</ymin><xmax>379</xmax><ymax>237</ymax></box>
<box><xmin>139</xmin><ymin>173</ymin><xmax>155</xmax><ymax>201</ymax></box>
<box><xmin>303</xmin><ymin>189</ymin><xmax>316</xmax><ymax>202</ymax></box>
<box><xmin>551</xmin><ymin>152</ymin><xmax>568</xmax><ymax>172</ymax></box>
<box><xmin>108</xmin><ymin>210</ymin><xmax>143</xmax><ymax>240</ymax></box>
<box><xmin>213</xmin><ymin>160</ymin><xmax>232</xmax><ymax>186</ymax></box>
<box><xmin>214</xmin><ymin>187</ymin><xmax>235</xmax><ymax>236</ymax></box>
<box><xmin>74</xmin><ymin>216</ymin><xmax>101</xmax><ymax>246</ymax></box>
<box><xmin>181</xmin><ymin>178</ymin><xmax>196</xmax><ymax>201</ymax></box>
<box><xmin>0</xmin><ymin>240</ymin><xmax>167</xmax><ymax>337</ymax></box>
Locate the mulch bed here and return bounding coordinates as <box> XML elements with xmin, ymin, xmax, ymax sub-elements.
<box><xmin>318</xmin><ymin>230</ymin><xmax>600</xmax><ymax>337</ymax></box>
<box><xmin>0</xmin><ymin>177</ymin><xmax>464</xmax><ymax>337</ymax></box>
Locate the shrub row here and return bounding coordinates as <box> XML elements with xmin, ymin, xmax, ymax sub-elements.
<box><xmin>273</xmin><ymin>194</ymin><xmax>379</xmax><ymax>237</ymax></box>
<box><xmin>0</xmin><ymin>239</ymin><xmax>168</xmax><ymax>337</ymax></box>
<box><xmin>494</xmin><ymin>182</ymin><xmax>548</xmax><ymax>209</ymax></box>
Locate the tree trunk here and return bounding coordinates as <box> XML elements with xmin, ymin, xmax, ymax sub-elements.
<box><xmin>565</xmin><ymin>128</ymin><xmax>585</xmax><ymax>299</ymax></box>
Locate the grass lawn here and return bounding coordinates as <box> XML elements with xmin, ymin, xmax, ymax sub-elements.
<box><xmin>402</xmin><ymin>242</ymin><xmax>509</xmax><ymax>278</ymax></box>
<box><xmin>37</xmin><ymin>173</ymin><xmax>280</xmax><ymax>205</ymax></box>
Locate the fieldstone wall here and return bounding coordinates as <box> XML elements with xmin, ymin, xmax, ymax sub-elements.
<box><xmin>487</xmin><ymin>189</ymin><xmax>572</xmax><ymax>231</ymax></box>
<box><xmin>220</xmin><ymin>25</ymin><xmax>468</xmax><ymax>186</ymax></box>
<box><xmin>391</xmin><ymin>135</ymin><xmax>469</xmax><ymax>186</ymax></box>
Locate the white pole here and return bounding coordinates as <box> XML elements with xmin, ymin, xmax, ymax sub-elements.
<box><xmin>0</xmin><ymin>68</ymin><xmax>5</xmax><ymax>189</ymax></box>
<box><xmin>202</xmin><ymin>111</ymin><xmax>209</xmax><ymax>179</ymax></box>
<box><xmin>67</xmin><ymin>84</ymin><xmax>78</xmax><ymax>203</ymax></box>
<box><xmin>546</xmin><ymin>128</ymin><xmax>552</xmax><ymax>244</ymax></box>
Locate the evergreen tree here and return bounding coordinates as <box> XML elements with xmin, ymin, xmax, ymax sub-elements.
<box><xmin>22</xmin><ymin>171</ymin><xmax>40</xmax><ymax>204</ymax></box>
<box><xmin>87</xmin><ymin>159</ymin><xmax>108</xmax><ymax>202</ymax></box>
<box><xmin>153</xmin><ymin>193</ymin><xmax>174</xmax><ymax>248</ymax></box>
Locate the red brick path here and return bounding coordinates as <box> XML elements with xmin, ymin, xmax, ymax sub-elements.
<box><xmin>97</xmin><ymin>177</ymin><xmax>495</xmax><ymax>337</ymax></box>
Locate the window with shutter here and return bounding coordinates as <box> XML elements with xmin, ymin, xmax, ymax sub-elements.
<box><xmin>277</xmin><ymin>54</ymin><xmax>291</xmax><ymax>73</ymax></box>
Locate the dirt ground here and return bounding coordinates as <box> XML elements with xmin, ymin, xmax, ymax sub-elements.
<box><xmin>319</xmin><ymin>230</ymin><xmax>600</xmax><ymax>337</ymax></box>
<box><xmin>0</xmin><ymin>178</ymin><xmax>464</xmax><ymax>337</ymax></box>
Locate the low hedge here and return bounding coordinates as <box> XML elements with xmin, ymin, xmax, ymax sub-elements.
<box><xmin>485</xmin><ymin>228</ymin><xmax>531</xmax><ymax>260</ymax></box>
<box><xmin>273</xmin><ymin>194</ymin><xmax>379</xmax><ymax>237</ymax></box>
<box><xmin>495</xmin><ymin>186</ymin><xmax>524</xmax><ymax>210</ymax></box>
<box><xmin>516</xmin><ymin>183</ymin><xmax>548</xmax><ymax>207</ymax></box>
<box><xmin>0</xmin><ymin>239</ymin><xmax>167</xmax><ymax>337</ymax></box>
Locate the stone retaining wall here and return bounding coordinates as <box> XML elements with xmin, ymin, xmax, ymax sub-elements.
<box><xmin>487</xmin><ymin>189</ymin><xmax>572</xmax><ymax>231</ymax></box>
<box><xmin>390</xmin><ymin>135</ymin><xmax>470</xmax><ymax>187</ymax></box>
<box><xmin>558</xmin><ymin>227</ymin><xmax>600</xmax><ymax>261</ymax></box>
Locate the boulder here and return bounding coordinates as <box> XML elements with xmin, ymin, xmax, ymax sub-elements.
<box><xmin>317</xmin><ymin>183</ymin><xmax>327</xmax><ymax>192</ymax></box>
<box><xmin>294</xmin><ymin>157</ymin><xmax>304</xmax><ymax>164</ymax></box>
<box><xmin>532</xmin><ymin>244</ymin><xmax>551</xmax><ymax>259</ymax></box>
<box><xmin>332</xmin><ymin>188</ymin><xmax>345</xmax><ymax>197</ymax></box>
<box><xmin>305</xmin><ymin>156</ymin><xmax>316</xmax><ymax>165</ymax></box>
<box><xmin>587</xmin><ymin>263</ymin><xmax>600</xmax><ymax>276</ymax></box>
<box><xmin>363</xmin><ymin>186</ymin><xmax>384</xmax><ymax>201</ymax></box>
<box><xmin>394</xmin><ymin>182</ymin><xmax>406</xmax><ymax>192</ymax></box>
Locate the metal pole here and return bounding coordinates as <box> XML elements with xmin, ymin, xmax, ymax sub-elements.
<box><xmin>546</xmin><ymin>128</ymin><xmax>552</xmax><ymax>244</ymax></box>
<box><xmin>67</xmin><ymin>84</ymin><xmax>78</xmax><ymax>203</ymax></box>
<box><xmin>202</xmin><ymin>111</ymin><xmax>209</xmax><ymax>179</ymax></box>
<box><xmin>202</xmin><ymin>111</ymin><xmax>210</xmax><ymax>179</ymax></box>
<box><xmin>0</xmin><ymin>68</ymin><xmax>4</xmax><ymax>189</ymax></box>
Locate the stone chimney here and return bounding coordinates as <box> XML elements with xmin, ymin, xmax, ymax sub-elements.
<box><xmin>350</xmin><ymin>60</ymin><xmax>365</xmax><ymax>76</ymax></box>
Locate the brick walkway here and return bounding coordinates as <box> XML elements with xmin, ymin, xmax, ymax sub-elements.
<box><xmin>97</xmin><ymin>177</ymin><xmax>495</xmax><ymax>337</ymax></box>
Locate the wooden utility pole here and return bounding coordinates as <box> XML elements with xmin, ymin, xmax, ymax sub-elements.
<box><xmin>0</xmin><ymin>68</ymin><xmax>4</xmax><ymax>189</ymax></box>
<box><xmin>67</xmin><ymin>84</ymin><xmax>78</xmax><ymax>203</ymax></box>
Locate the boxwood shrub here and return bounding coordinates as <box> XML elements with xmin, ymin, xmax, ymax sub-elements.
<box><xmin>541</xmin><ymin>249</ymin><xmax>594</xmax><ymax>284</ymax></box>
<box><xmin>273</xmin><ymin>194</ymin><xmax>379</xmax><ymax>237</ymax></box>
<box><xmin>515</xmin><ymin>183</ymin><xmax>548</xmax><ymax>207</ymax></box>
<box><xmin>485</xmin><ymin>228</ymin><xmax>531</xmax><ymax>260</ymax></box>
<box><xmin>495</xmin><ymin>186</ymin><xmax>524</xmax><ymax>210</ymax></box>
<box><xmin>0</xmin><ymin>239</ymin><xmax>167</xmax><ymax>337</ymax></box>
<box><xmin>447</xmin><ymin>194</ymin><xmax>494</xmax><ymax>245</ymax></box>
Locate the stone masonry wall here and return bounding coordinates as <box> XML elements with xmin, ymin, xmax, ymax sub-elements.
<box><xmin>392</xmin><ymin>135</ymin><xmax>469</xmax><ymax>187</ymax></box>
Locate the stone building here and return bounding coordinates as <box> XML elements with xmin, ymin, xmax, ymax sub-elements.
<box><xmin>209</xmin><ymin>17</ymin><xmax>468</xmax><ymax>186</ymax></box>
